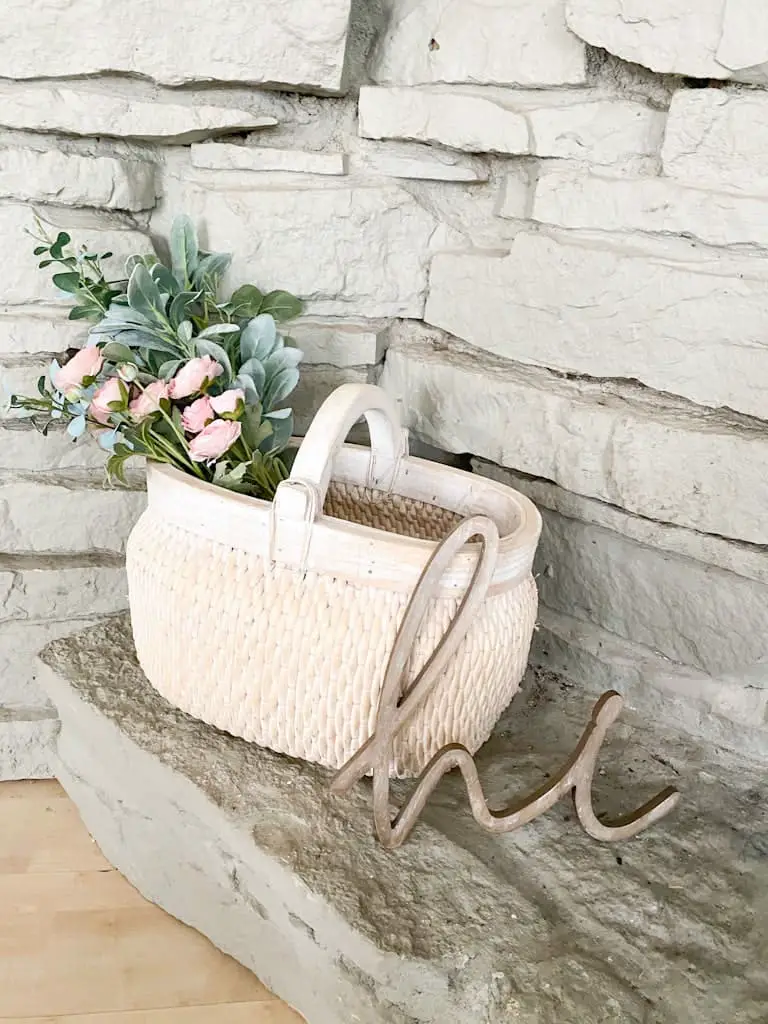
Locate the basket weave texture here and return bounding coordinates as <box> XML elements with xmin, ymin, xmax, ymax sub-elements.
<box><xmin>127</xmin><ymin>480</ymin><xmax>537</xmax><ymax>777</ymax></box>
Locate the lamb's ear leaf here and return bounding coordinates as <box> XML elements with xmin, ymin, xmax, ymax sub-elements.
<box><xmin>170</xmin><ymin>215</ymin><xmax>199</xmax><ymax>288</ymax></box>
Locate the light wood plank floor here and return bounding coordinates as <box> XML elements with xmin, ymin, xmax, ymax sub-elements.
<box><xmin>0</xmin><ymin>780</ymin><xmax>303</xmax><ymax>1023</ymax></box>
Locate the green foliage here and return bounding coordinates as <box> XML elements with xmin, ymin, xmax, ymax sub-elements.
<box><xmin>14</xmin><ymin>215</ymin><xmax>306</xmax><ymax>502</ymax></box>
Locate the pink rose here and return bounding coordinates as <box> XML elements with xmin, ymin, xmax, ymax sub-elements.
<box><xmin>129</xmin><ymin>380</ymin><xmax>168</xmax><ymax>422</ymax></box>
<box><xmin>89</xmin><ymin>378</ymin><xmax>125</xmax><ymax>425</ymax></box>
<box><xmin>53</xmin><ymin>346</ymin><xmax>103</xmax><ymax>396</ymax></box>
<box><xmin>209</xmin><ymin>388</ymin><xmax>245</xmax><ymax>419</ymax></box>
<box><xmin>189</xmin><ymin>419</ymin><xmax>242</xmax><ymax>463</ymax></box>
<box><xmin>168</xmin><ymin>356</ymin><xmax>223</xmax><ymax>399</ymax></box>
<box><xmin>181</xmin><ymin>396</ymin><xmax>214</xmax><ymax>434</ymax></box>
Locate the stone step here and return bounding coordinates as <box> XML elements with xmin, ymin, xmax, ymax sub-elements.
<box><xmin>37</xmin><ymin>616</ymin><xmax>768</xmax><ymax>1024</ymax></box>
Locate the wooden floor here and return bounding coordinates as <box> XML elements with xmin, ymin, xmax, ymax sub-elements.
<box><xmin>0</xmin><ymin>780</ymin><xmax>303</xmax><ymax>1023</ymax></box>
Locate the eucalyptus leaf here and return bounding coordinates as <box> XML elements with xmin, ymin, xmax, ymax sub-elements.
<box><xmin>238</xmin><ymin>358</ymin><xmax>266</xmax><ymax>396</ymax></box>
<box><xmin>262</xmin><ymin>366</ymin><xmax>299</xmax><ymax>411</ymax></box>
<box><xmin>229</xmin><ymin>284</ymin><xmax>263</xmax><ymax>318</ymax></box>
<box><xmin>263</xmin><ymin>347</ymin><xmax>303</xmax><ymax>377</ymax></box>
<box><xmin>68</xmin><ymin>305</ymin><xmax>97</xmax><ymax>321</ymax></box>
<box><xmin>259</xmin><ymin>289</ymin><xmax>302</xmax><ymax>323</ymax></box>
<box><xmin>170</xmin><ymin>215</ymin><xmax>198</xmax><ymax>288</ymax></box>
<box><xmin>100</xmin><ymin>342</ymin><xmax>135</xmax><ymax>363</ymax></box>
<box><xmin>240</xmin><ymin>314</ymin><xmax>277</xmax><ymax>362</ymax></box>
<box><xmin>52</xmin><ymin>272</ymin><xmax>81</xmax><ymax>295</ymax></box>
<box><xmin>233</xmin><ymin>373</ymin><xmax>260</xmax><ymax>406</ymax></box>
<box><xmin>260</xmin><ymin>409</ymin><xmax>293</xmax><ymax>454</ymax></box>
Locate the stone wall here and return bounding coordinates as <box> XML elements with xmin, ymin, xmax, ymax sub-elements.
<box><xmin>1</xmin><ymin>0</ymin><xmax>766</xmax><ymax>777</ymax></box>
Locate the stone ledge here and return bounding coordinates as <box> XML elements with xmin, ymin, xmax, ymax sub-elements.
<box><xmin>0</xmin><ymin>704</ymin><xmax>57</xmax><ymax>780</ymax></box>
<box><xmin>37</xmin><ymin>616</ymin><xmax>768</xmax><ymax>1024</ymax></box>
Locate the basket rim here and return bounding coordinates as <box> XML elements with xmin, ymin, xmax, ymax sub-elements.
<box><xmin>143</xmin><ymin>446</ymin><xmax>541</xmax><ymax>594</ymax></box>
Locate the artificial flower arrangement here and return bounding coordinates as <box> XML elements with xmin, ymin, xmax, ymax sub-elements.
<box><xmin>10</xmin><ymin>216</ymin><xmax>304</xmax><ymax>499</ymax></box>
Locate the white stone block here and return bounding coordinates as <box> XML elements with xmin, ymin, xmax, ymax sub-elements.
<box><xmin>565</xmin><ymin>0</ymin><xmax>768</xmax><ymax>81</ymax></box>
<box><xmin>358</xmin><ymin>141</ymin><xmax>489</xmax><ymax>181</ymax></box>
<box><xmin>380</xmin><ymin>327</ymin><xmax>768</xmax><ymax>544</ymax></box>
<box><xmin>0</xmin><ymin>312</ymin><xmax>88</xmax><ymax>356</ymax></box>
<box><xmin>473</xmin><ymin>459</ymin><xmax>768</xmax><ymax>589</ymax></box>
<box><xmin>662</xmin><ymin>90</ymin><xmax>768</xmax><ymax>197</ymax></box>
<box><xmin>0</xmin><ymin>204</ymin><xmax>152</xmax><ymax>306</ymax></box>
<box><xmin>0</xmin><ymin>425</ymin><xmax>107</xmax><ymax>472</ymax></box>
<box><xmin>0</xmin><ymin>84</ymin><xmax>278</xmax><ymax>143</ymax></box>
<box><xmin>0</xmin><ymin>148</ymin><xmax>155</xmax><ymax>211</ymax></box>
<box><xmin>0</xmin><ymin>617</ymin><xmax>99</xmax><ymax>705</ymax></box>
<box><xmin>358</xmin><ymin>87</ymin><xmax>663</xmax><ymax>164</ymax></box>
<box><xmin>1</xmin><ymin>567</ymin><xmax>127</xmax><ymax>623</ymax></box>
<box><xmin>152</xmin><ymin>183</ymin><xmax>445</xmax><ymax>317</ymax></box>
<box><xmin>530</xmin><ymin>501</ymin><xmax>768</xmax><ymax>676</ymax></box>
<box><xmin>528</xmin><ymin>164</ymin><xmax>768</xmax><ymax>247</ymax></box>
<box><xmin>371</xmin><ymin>0</ymin><xmax>586</xmax><ymax>87</ymax></box>
<box><xmin>535</xmin><ymin>609</ymin><xmax>768</xmax><ymax>760</ymax></box>
<box><xmin>0</xmin><ymin>484</ymin><xmax>145</xmax><ymax>554</ymax></box>
<box><xmin>289</xmin><ymin>319</ymin><xmax>387</xmax><ymax>366</ymax></box>
<box><xmin>191</xmin><ymin>144</ymin><xmax>346</xmax><ymax>176</ymax></box>
<box><xmin>0</xmin><ymin>0</ymin><xmax>351</xmax><ymax>92</ymax></box>
<box><xmin>424</xmin><ymin>233</ymin><xmax>768</xmax><ymax>418</ymax></box>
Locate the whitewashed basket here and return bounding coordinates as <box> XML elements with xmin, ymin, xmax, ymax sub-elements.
<box><xmin>126</xmin><ymin>383</ymin><xmax>542</xmax><ymax>777</ymax></box>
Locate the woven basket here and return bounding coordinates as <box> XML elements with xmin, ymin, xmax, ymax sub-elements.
<box><xmin>126</xmin><ymin>383</ymin><xmax>541</xmax><ymax>777</ymax></box>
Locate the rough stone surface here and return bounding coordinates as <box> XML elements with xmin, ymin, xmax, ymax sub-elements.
<box><xmin>473</xmin><ymin>459</ymin><xmax>768</xmax><ymax>590</ymax></box>
<box><xmin>358</xmin><ymin>87</ymin><xmax>663</xmax><ymax>163</ymax></box>
<box><xmin>0</xmin><ymin>483</ymin><xmax>145</xmax><ymax>554</ymax></box>
<box><xmin>0</xmin><ymin>425</ymin><xmax>108</xmax><ymax>472</ymax></box>
<box><xmin>529</xmin><ymin>164</ymin><xmax>768</xmax><ymax>248</ymax></box>
<box><xmin>0</xmin><ymin>706</ymin><xmax>57</xmax><ymax>780</ymax></box>
<box><xmin>291</xmin><ymin>365</ymin><xmax>373</xmax><ymax>434</ymax></box>
<box><xmin>530</xmin><ymin>502</ymin><xmax>768</xmax><ymax>677</ymax></box>
<box><xmin>380</xmin><ymin>327</ymin><xmax>768</xmax><ymax>544</ymax></box>
<box><xmin>1</xmin><ymin>618</ymin><xmax>101</xmax><ymax>706</ymax></box>
<box><xmin>190</xmin><ymin>144</ymin><xmax>347</xmax><ymax>176</ymax></box>
<box><xmin>424</xmin><ymin>233</ymin><xmax>768</xmax><ymax>417</ymax></box>
<box><xmin>662</xmin><ymin>89</ymin><xmax>768</xmax><ymax>197</ymax></box>
<box><xmin>0</xmin><ymin>312</ymin><xmax>89</xmax><ymax>356</ymax></box>
<box><xmin>0</xmin><ymin>0</ymin><xmax>352</xmax><ymax>92</ymax></box>
<box><xmin>289</xmin><ymin>318</ymin><xmax>388</xmax><ymax>367</ymax></box>
<box><xmin>38</xmin><ymin>617</ymin><xmax>768</xmax><ymax>1024</ymax></box>
<box><xmin>153</xmin><ymin>182</ymin><xmax>447</xmax><ymax>317</ymax></box>
<box><xmin>0</xmin><ymin>148</ymin><xmax>156</xmax><ymax>211</ymax></box>
<box><xmin>0</xmin><ymin>566</ymin><xmax>127</xmax><ymax>623</ymax></box>
<box><xmin>357</xmin><ymin>140</ymin><xmax>489</xmax><ymax>181</ymax></box>
<box><xmin>565</xmin><ymin>0</ymin><xmax>768</xmax><ymax>81</ymax></box>
<box><xmin>0</xmin><ymin>205</ymin><xmax>151</xmax><ymax>306</ymax></box>
<box><xmin>371</xmin><ymin>0</ymin><xmax>586</xmax><ymax>87</ymax></box>
<box><xmin>0</xmin><ymin>84</ymin><xmax>278</xmax><ymax>143</ymax></box>
<box><xmin>534</xmin><ymin>608</ymin><xmax>768</xmax><ymax>763</ymax></box>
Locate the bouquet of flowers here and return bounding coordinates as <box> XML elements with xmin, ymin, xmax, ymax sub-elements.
<box><xmin>10</xmin><ymin>215</ymin><xmax>304</xmax><ymax>500</ymax></box>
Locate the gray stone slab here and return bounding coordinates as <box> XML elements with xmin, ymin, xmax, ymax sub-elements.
<box><xmin>0</xmin><ymin>704</ymin><xmax>57</xmax><ymax>780</ymax></box>
<box><xmin>38</xmin><ymin>616</ymin><xmax>768</xmax><ymax>1024</ymax></box>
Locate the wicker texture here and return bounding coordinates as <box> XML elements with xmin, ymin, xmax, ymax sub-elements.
<box><xmin>125</xmin><ymin>384</ymin><xmax>540</xmax><ymax>779</ymax></box>
<box><xmin>127</xmin><ymin>479</ymin><xmax>537</xmax><ymax>778</ymax></box>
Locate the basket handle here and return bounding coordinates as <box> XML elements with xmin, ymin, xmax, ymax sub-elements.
<box><xmin>270</xmin><ymin>383</ymin><xmax>409</xmax><ymax>562</ymax></box>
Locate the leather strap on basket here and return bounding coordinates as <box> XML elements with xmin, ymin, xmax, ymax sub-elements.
<box><xmin>331</xmin><ymin>514</ymin><xmax>681</xmax><ymax>850</ymax></box>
